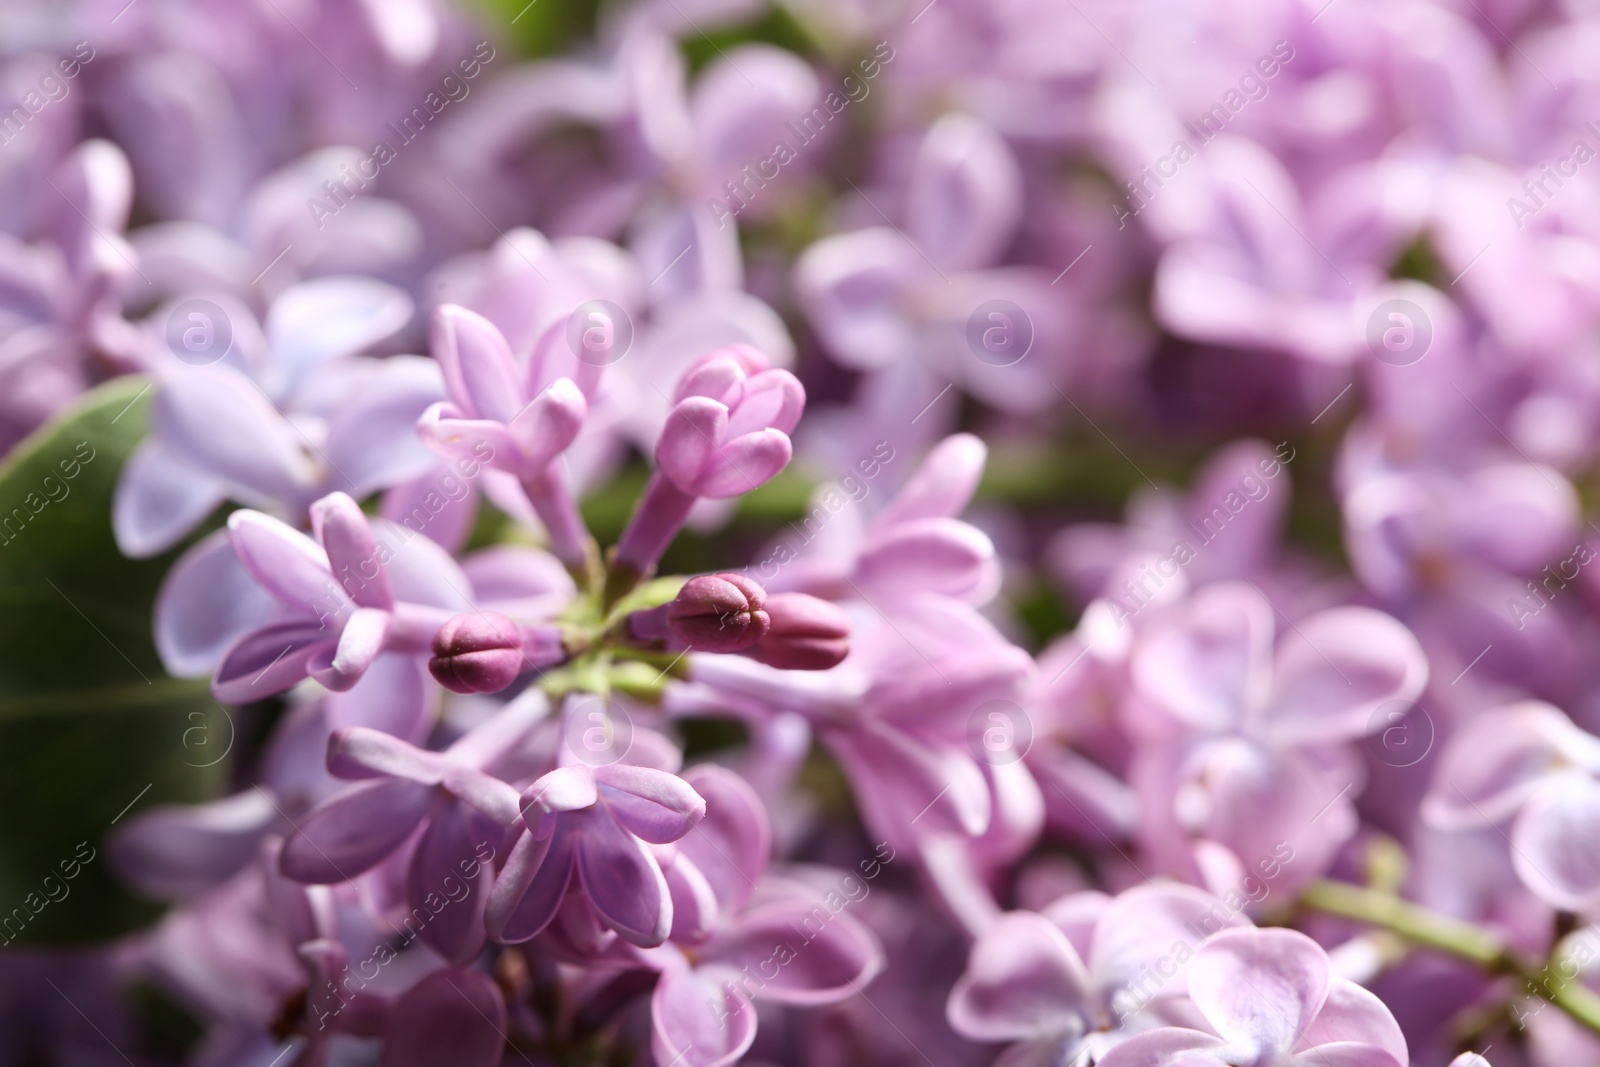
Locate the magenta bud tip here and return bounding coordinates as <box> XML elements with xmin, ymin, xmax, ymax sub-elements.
<box><xmin>429</xmin><ymin>611</ymin><xmax>525</xmax><ymax>694</ymax></box>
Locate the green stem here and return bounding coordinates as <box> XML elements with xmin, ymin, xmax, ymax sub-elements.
<box><xmin>1300</xmin><ymin>879</ymin><xmax>1600</xmax><ymax>1036</ymax></box>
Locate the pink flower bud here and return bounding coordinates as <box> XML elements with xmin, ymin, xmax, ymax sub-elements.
<box><xmin>668</xmin><ymin>573</ymin><xmax>770</xmax><ymax>651</ymax></box>
<box><xmin>429</xmin><ymin>612</ymin><xmax>527</xmax><ymax>694</ymax></box>
<box><xmin>749</xmin><ymin>593</ymin><xmax>850</xmax><ymax>670</ymax></box>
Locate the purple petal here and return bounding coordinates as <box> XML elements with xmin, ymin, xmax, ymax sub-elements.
<box><xmin>405</xmin><ymin>798</ymin><xmax>494</xmax><ymax>965</ymax></box>
<box><xmin>108</xmin><ymin>789</ymin><xmax>279</xmax><ymax>900</ymax></box>
<box><xmin>1512</xmin><ymin>772</ymin><xmax>1600</xmax><ymax>910</ymax></box>
<box><xmin>443</xmin><ymin>766</ymin><xmax>523</xmax><ymax>827</ymax></box>
<box><xmin>326</xmin><ymin>726</ymin><xmax>446</xmax><ymax>784</ymax></box>
<box><xmin>946</xmin><ymin>910</ymin><xmax>1092</xmax><ymax>1042</ymax></box>
<box><xmin>508</xmin><ymin>377</ymin><xmax>586</xmax><ymax>471</ymax></box>
<box><xmin>664</xmin><ymin>851</ymin><xmax>721</xmax><ymax>943</ymax></box>
<box><xmin>310</xmin><ymin>492</ymin><xmax>393</xmax><ymax>609</ymax></box>
<box><xmin>1089</xmin><ymin>884</ymin><xmax>1250</xmax><ymax>1000</ymax></box>
<box><xmin>418</xmin><ymin>405</ymin><xmax>521</xmax><ymax>471</ymax></box>
<box><xmin>154</xmin><ymin>364</ymin><xmax>316</xmax><ymax>504</ymax></box>
<box><xmin>460</xmin><ymin>546</ymin><xmax>576</xmax><ymax>622</ymax></box>
<box><xmin>381</xmin><ymin>471</ymin><xmax>480</xmax><ymax>556</ymax></box>
<box><xmin>113</xmin><ymin>438</ymin><xmax>227</xmax><ymax>558</ymax></box>
<box><xmin>657</xmin><ymin>396</ymin><xmax>728</xmax><ymax>492</ymax></box>
<box><xmin>227</xmin><ymin>509</ymin><xmax>340</xmax><ymax>615</ymax></box>
<box><xmin>1131</xmin><ymin>582</ymin><xmax>1273</xmax><ymax>732</ymax></box>
<box><xmin>265</xmin><ymin>276</ymin><xmax>412</xmax><ymax>389</ymax></box>
<box><xmin>793</xmin><ymin>228</ymin><xmax>922</xmax><ymax>370</ymax></box>
<box><xmin>696</xmin><ymin>428</ymin><xmax>792</xmax><ymax>499</ymax></box>
<box><xmin>308</xmin><ymin>606</ymin><xmax>390</xmax><ymax>691</ymax></box>
<box><xmin>1297</xmin><ymin>977</ymin><xmax>1409</xmax><ymax>1063</ymax></box>
<box><xmin>321</xmin><ymin>356</ymin><xmax>447</xmax><ymax>498</ymax></box>
<box><xmin>1187</xmin><ymin>928</ymin><xmax>1330</xmax><ymax>1054</ymax></box>
<box><xmin>678</xmin><ymin>765</ymin><xmax>770</xmax><ymax>913</ymax></box>
<box><xmin>432</xmin><ymin>304</ymin><xmax>524</xmax><ymax>423</ymax></box>
<box><xmin>872</xmin><ymin>433</ymin><xmax>987</xmax><ymax>528</ymax></box>
<box><xmin>486</xmin><ymin>825</ymin><xmax>573</xmax><ymax>943</ymax></box>
<box><xmin>212</xmin><ymin>621</ymin><xmax>333</xmax><ymax>702</ymax></box>
<box><xmin>854</xmin><ymin>517</ymin><xmax>993</xmax><ymax>600</ymax></box>
<box><xmin>523</xmin><ymin>765</ymin><xmax>598</xmax><ymax>815</ymax></box>
<box><xmin>575</xmin><ymin>808</ymin><xmax>673</xmax><ymax>947</ymax></box>
<box><xmin>374</xmin><ymin>518</ymin><xmax>476</xmax><ymax>612</ymax></box>
<box><xmin>154</xmin><ymin>530</ymin><xmax>281</xmax><ymax>677</ymax></box>
<box><xmin>1095</xmin><ymin>1028</ymin><xmax>1229</xmax><ymax>1067</ymax></box>
<box><xmin>279</xmin><ymin>779</ymin><xmax>432</xmax><ymax>883</ymax></box>
<box><xmin>324</xmin><ymin>653</ymin><xmax>435</xmax><ymax>743</ymax></box>
<box><xmin>650</xmin><ymin>966</ymin><xmax>757</xmax><ymax>1067</ymax></box>
<box><xmin>690</xmin><ymin>44</ymin><xmax>819</xmax><ymax>180</ymax></box>
<box><xmin>1422</xmin><ymin>701</ymin><xmax>1592</xmax><ymax>830</ymax></box>
<box><xmin>703</xmin><ymin>895</ymin><xmax>883</xmax><ymax>1005</ymax></box>
<box><xmin>380</xmin><ymin>969</ymin><xmax>506</xmax><ymax>1067</ymax></box>
<box><xmin>594</xmin><ymin>764</ymin><xmax>707</xmax><ymax>843</ymax></box>
<box><xmin>1256</xmin><ymin>607</ymin><xmax>1428</xmax><ymax>746</ymax></box>
<box><xmin>904</xmin><ymin>113</ymin><xmax>1022</xmax><ymax>272</ymax></box>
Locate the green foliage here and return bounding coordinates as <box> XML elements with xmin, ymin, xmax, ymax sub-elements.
<box><xmin>0</xmin><ymin>379</ymin><xmax>225</xmax><ymax>945</ymax></box>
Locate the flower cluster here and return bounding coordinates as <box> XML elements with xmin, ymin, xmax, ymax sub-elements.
<box><xmin>7</xmin><ymin>0</ymin><xmax>1600</xmax><ymax>1066</ymax></box>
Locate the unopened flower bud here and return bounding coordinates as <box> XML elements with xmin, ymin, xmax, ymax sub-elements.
<box><xmin>668</xmin><ymin>573</ymin><xmax>770</xmax><ymax>651</ymax></box>
<box><xmin>430</xmin><ymin>612</ymin><xmax>533</xmax><ymax>694</ymax></box>
<box><xmin>749</xmin><ymin>593</ymin><xmax>850</xmax><ymax>670</ymax></box>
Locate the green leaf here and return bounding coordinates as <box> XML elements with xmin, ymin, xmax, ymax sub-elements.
<box><xmin>0</xmin><ymin>378</ymin><xmax>226</xmax><ymax>946</ymax></box>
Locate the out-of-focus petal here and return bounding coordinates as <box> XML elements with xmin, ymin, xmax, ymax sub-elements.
<box><xmin>381</xmin><ymin>969</ymin><xmax>506</xmax><ymax>1067</ymax></box>
<box><xmin>1187</xmin><ymin>928</ymin><xmax>1330</xmax><ymax>1054</ymax></box>
<box><xmin>947</xmin><ymin>910</ymin><xmax>1093</xmax><ymax>1042</ymax></box>
<box><xmin>279</xmin><ymin>779</ymin><xmax>432</xmax><ymax>883</ymax></box>
<box><xmin>113</xmin><ymin>438</ymin><xmax>227</xmax><ymax>558</ymax></box>
<box><xmin>650</xmin><ymin>965</ymin><xmax>757</xmax><ymax>1067</ymax></box>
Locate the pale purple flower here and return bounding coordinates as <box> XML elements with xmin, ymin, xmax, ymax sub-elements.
<box><xmin>487</xmin><ymin>761</ymin><xmax>707</xmax><ymax>948</ymax></box>
<box><xmin>1126</xmin><ymin>582</ymin><xmax>1428</xmax><ymax>894</ymax></box>
<box><xmin>646</xmin><ymin>765</ymin><xmax>883</xmax><ymax>1067</ymax></box>
<box><xmin>611</xmin><ymin>343</ymin><xmax>803</xmax><ymax>590</ymax></box>
<box><xmin>278</xmin><ymin>695</ymin><xmax>548</xmax><ymax>964</ymax></box>
<box><xmin>1423</xmin><ymin>700</ymin><xmax>1600</xmax><ymax>912</ymax></box>
<box><xmin>0</xmin><ymin>139</ymin><xmax>142</xmax><ymax>448</ymax></box>
<box><xmin>207</xmin><ymin>491</ymin><xmax>469</xmax><ymax>704</ymax></box>
<box><xmin>1095</xmin><ymin>928</ymin><xmax>1409</xmax><ymax>1067</ymax></box>
<box><xmin>765</xmin><ymin>432</ymin><xmax>998</xmax><ymax>606</ymax></box>
<box><xmin>947</xmin><ymin>884</ymin><xmax>1252</xmax><ymax>1063</ymax></box>
<box><xmin>420</xmin><ymin>303</ymin><xmax>591</xmax><ymax>568</ymax></box>
<box><xmin>113</xmin><ymin>275</ymin><xmax>434</xmax><ymax>557</ymax></box>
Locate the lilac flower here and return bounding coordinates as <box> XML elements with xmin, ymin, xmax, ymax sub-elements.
<box><xmin>0</xmin><ymin>139</ymin><xmax>142</xmax><ymax>449</ymax></box>
<box><xmin>206</xmin><ymin>491</ymin><xmax>470</xmax><ymax>704</ymax></box>
<box><xmin>610</xmin><ymin>343</ymin><xmax>803</xmax><ymax>594</ymax></box>
<box><xmin>113</xmin><ymin>275</ymin><xmax>434</xmax><ymax>557</ymax></box>
<box><xmin>766</xmin><ymin>432</ymin><xmax>998</xmax><ymax>606</ymax></box>
<box><xmin>487</xmin><ymin>761</ymin><xmax>707</xmax><ymax>948</ymax></box>
<box><xmin>420</xmin><ymin>303</ymin><xmax>591</xmax><ymax>570</ymax></box>
<box><xmin>1423</xmin><ymin>701</ymin><xmax>1600</xmax><ymax>911</ymax></box>
<box><xmin>1126</xmin><ymin>582</ymin><xmax>1427</xmax><ymax>893</ymax></box>
<box><xmin>794</xmin><ymin>113</ymin><xmax>1078</xmax><ymax>414</ymax></box>
<box><xmin>1095</xmin><ymin>928</ymin><xmax>1409</xmax><ymax>1067</ymax></box>
<box><xmin>677</xmin><ymin>594</ymin><xmax>1036</xmax><ymax>853</ymax></box>
<box><xmin>647</xmin><ymin>765</ymin><xmax>883</xmax><ymax>1067</ymax></box>
<box><xmin>1150</xmin><ymin>136</ymin><xmax>1398</xmax><ymax>364</ymax></box>
<box><xmin>278</xmin><ymin>695</ymin><xmax>548</xmax><ymax>964</ymax></box>
<box><xmin>947</xmin><ymin>884</ymin><xmax>1251</xmax><ymax>1063</ymax></box>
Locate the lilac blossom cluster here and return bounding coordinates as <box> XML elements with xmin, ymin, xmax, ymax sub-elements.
<box><xmin>7</xmin><ymin>0</ymin><xmax>1600</xmax><ymax>1065</ymax></box>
